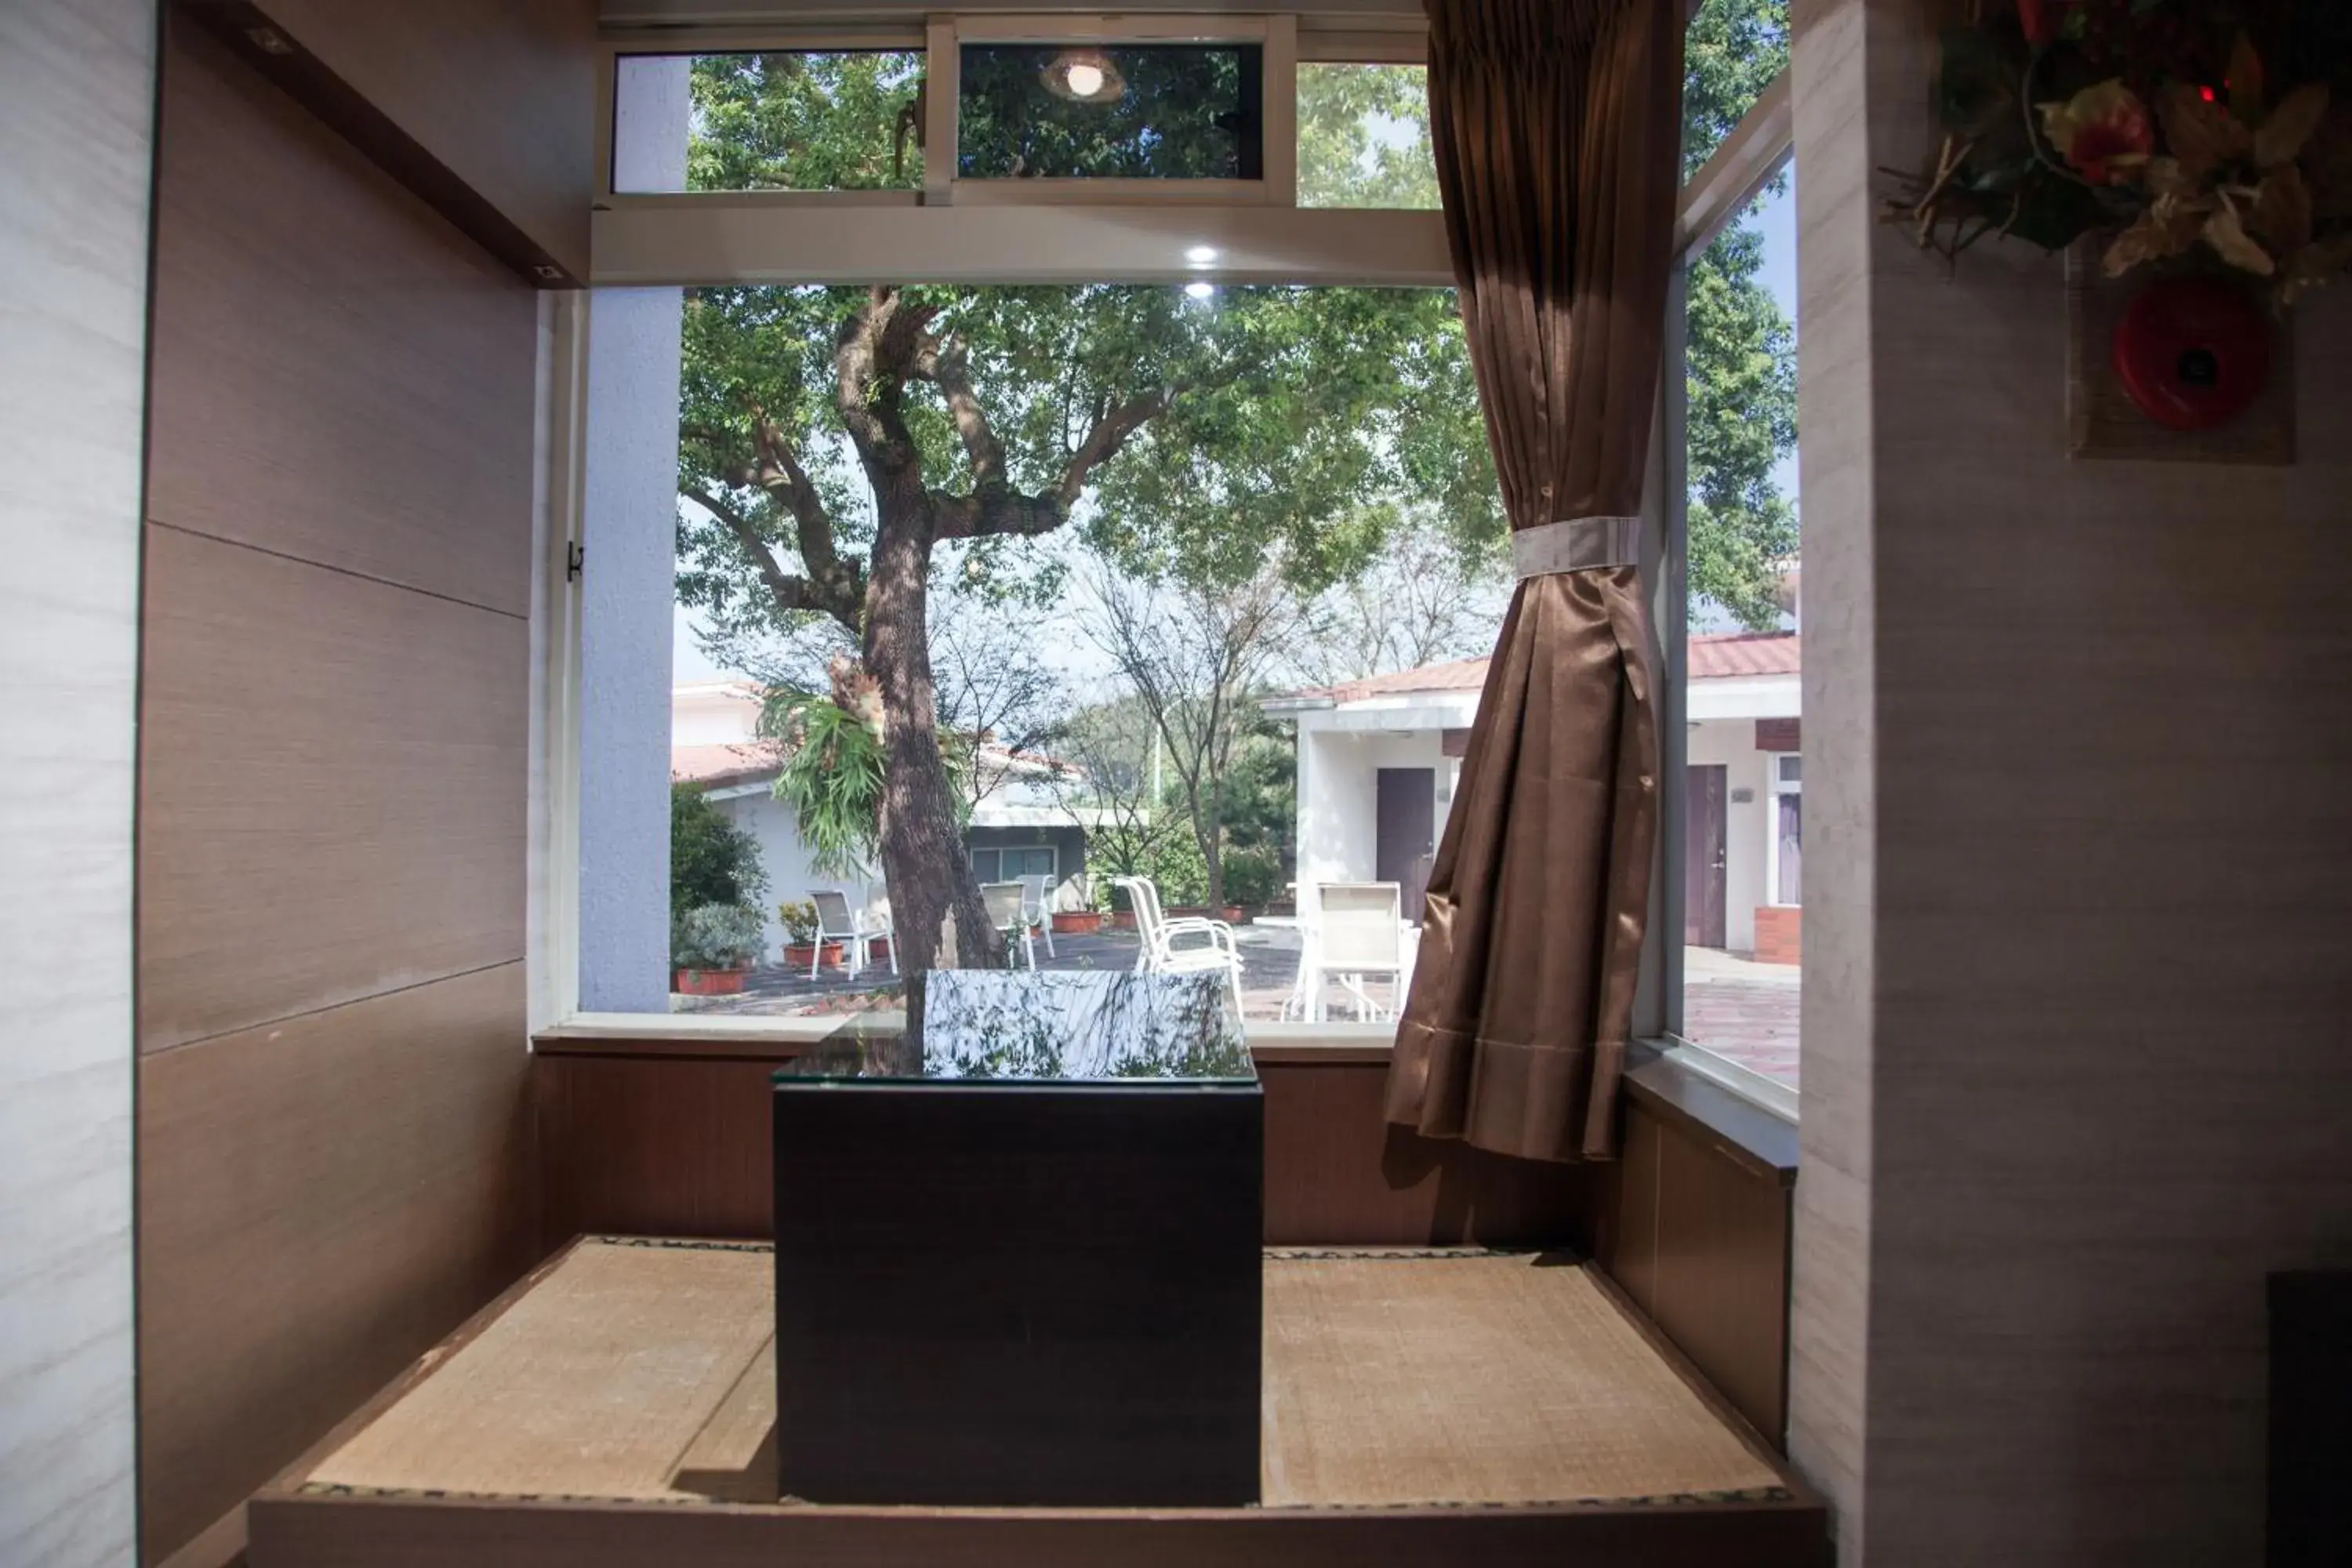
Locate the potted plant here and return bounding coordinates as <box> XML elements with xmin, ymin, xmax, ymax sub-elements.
<box><xmin>1051</xmin><ymin>877</ymin><xmax>1105</xmax><ymax>935</ymax></box>
<box><xmin>777</xmin><ymin>899</ymin><xmax>847</xmax><ymax>971</ymax></box>
<box><xmin>671</xmin><ymin>902</ymin><xmax>766</xmax><ymax>995</ymax></box>
<box><xmin>1107</xmin><ymin>881</ymin><xmax>1138</xmax><ymax>931</ymax></box>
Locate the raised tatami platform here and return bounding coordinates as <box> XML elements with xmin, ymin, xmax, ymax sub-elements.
<box><xmin>249</xmin><ymin>1237</ymin><xmax>1827</xmax><ymax>1567</ymax></box>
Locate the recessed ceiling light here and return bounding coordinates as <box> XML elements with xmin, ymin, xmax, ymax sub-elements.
<box><xmin>1185</xmin><ymin>245</ymin><xmax>1219</xmax><ymax>266</ymax></box>
<box><xmin>1184</xmin><ymin>281</ymin><xmax>1216</xmax><ymax>300</ymax></box>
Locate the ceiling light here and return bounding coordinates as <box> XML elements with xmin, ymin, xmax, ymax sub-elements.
<box><xmin>1042</xmin><ymin>48</ymin><xmax>1125</xmax><ymax>103</ymax></box>
<box><xmin>1185</xmin><ymin>245</ymin><xmax>1219</xmax><ymax>266</ymax></box>
<box><xmin>1185</xmin><ymin>281</ymin><xmax>1216</xmax><ymax>300</ymax></box>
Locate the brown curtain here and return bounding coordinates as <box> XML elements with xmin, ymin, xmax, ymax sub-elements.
<box><xmin>1383</xmin><ymin>0</ymin><xmax>1682</xmax><ymax>1163</ymax></box>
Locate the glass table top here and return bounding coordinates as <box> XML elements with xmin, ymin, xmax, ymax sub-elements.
<box><xmin>775</xmin><ymin>970</ymin><xmax>1255</xmax><ymax>1086</ymax></box>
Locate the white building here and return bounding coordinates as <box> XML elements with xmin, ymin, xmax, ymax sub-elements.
<box><xmin>1265</xmin><ymin>631</ymin><xmax>1802</xmax><ymax>964</ymax></box>
<box><xmin>672</xmin><ymin>682</ymin><xmax>1109</xmax><ymax>964</ymax></box>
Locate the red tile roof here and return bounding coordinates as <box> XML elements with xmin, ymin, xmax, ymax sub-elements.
<box><xmin>1298</xmin><ymin>633</ymin><xmax>1797</xmax><ymax>704</ymax></box>
<box><xmin>671</xmin><ymin>742</ymin><xmax>779</xmax><ymax>786</ymax></box>
<box><xmin>1688</xmin><ymin>630</ymin><xmax>1802</xmax><ymax>679</ymax></box>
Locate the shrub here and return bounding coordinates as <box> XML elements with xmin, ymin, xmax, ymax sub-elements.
<box><xmin>1220</xmin><ymin>844</ymin><xmax>1284</xmax><ymax>908</ymax></box>
<box><xmin>672</xmin><ymin>783</ymin><xmax>768</xmax><ymax>917</ymax></box>
<box><xmin>671</xmin><ymin>902</ymin><xmax>766</xmax><ymax>971</ymax></box>
<box><xmin>776</xmin><ymin>899</ymin><xmax>820</xmax><ymax>946</ymax></box>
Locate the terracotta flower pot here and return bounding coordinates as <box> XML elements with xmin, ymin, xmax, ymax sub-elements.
<box><xmin>785</xmin><ymin>941</ymin><xmax>848</xmax><ymax>970</ymax></box>
<box><xmin>1110</xmin><ymin>910</ymin><xmax>1138</xmax><ymax>931</ymax></box>
<box><xmin>1051</xmin><ymin>911</ymin><xmax>1104</xmax><ymax>935</ymax></box>
<box><xmin>672</xmin><ymin>967</ymin><xmax>750</xmax><ymax>996</ymax></box>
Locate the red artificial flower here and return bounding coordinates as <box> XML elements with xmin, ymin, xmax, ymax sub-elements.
<box><xmin>2041</xmin><ymin>79</ymin><xmax>2156</xmax><ymax>187</ymax></box>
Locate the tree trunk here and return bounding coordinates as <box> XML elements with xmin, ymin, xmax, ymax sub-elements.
<box><xmin>862</xmin><ymin>504</ymin><xmax>1002</xmax><ymax>975</ymax></box>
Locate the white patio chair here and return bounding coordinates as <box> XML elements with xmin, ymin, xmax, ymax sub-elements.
<box><xmin>1301</xmin><ymin>881</ymin><xmax>1407</xmax><ymax>1024</ymax></box>
<box><xmin>982</xmin><ymin>880</ymin><xmax>1037</xmax><ymax>970</ymax></box>
<box><xmin>810</xmin><ymin>889</ymin><xmax>894</xmax><ymax>982</ymax></box>
<box><xmin>1018</xmin><ymin>872</ymin><xmax>1056</xmax><ymax>958</ymax></box>
<box><xmin>1113</xmin><ymin>875</ymin><xmax>1243</xmax><ymax>1013</ymax></box>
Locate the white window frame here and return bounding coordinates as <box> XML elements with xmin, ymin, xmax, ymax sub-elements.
<box><xmin>973</xmin><ymin>842</ymin><xmax>1060</xmax><ymax>886</ymax></box>
<box><xmin>1765</xmin><ymin>751</ymin><xmax>1800</xmax><ymax>909</ymax></box>
<box><xmin>545</xmin><ymin>13</ymin><xmax>1800</xmax><ymax>1080</ymax></box>
<box><xmin>1653</xmin><ymin>71</ymin><xmax>1798</xmax><ymax>1122</ymax></box>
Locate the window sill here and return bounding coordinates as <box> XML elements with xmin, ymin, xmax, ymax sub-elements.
<box><xmin>1625</xmin><ymin>1044</ymin><xmax>1798</xmax><ymax>1188</ymax></box>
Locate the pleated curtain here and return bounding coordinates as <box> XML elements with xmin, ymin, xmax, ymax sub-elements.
<box><xmin>1383</xmin><ymin>0</ymin><xmax>1682</xmax><ymax>1163</ymax></box>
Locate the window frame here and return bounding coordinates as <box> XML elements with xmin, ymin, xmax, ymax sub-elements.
<box><xmin>1653</xmin><ymin>72</ymin><xmax>1798</xmax><ymax>1120</ymax></box>
<box><xmin>1766</xmin><ymin>752</ymin><xmax>1801</xmax><ymax>909</ymax></box>
<box><xmin>544</xmin><ymin>14</ymin><xmax>1801</xmax><ymax>1091</ymax></box>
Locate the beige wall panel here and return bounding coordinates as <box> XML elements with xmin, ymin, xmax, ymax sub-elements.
<box><xmin>257</xmin><ymin>0</ymin><xmax>596</xmax><ymax>278</ymax></box>
<box><xmin>1790</xmin><ymin>0</ymin><xmax>2352</xmax><ymax>1559</ymax></box>
<box><xmin>148</xmin><ymin>20</ymin><xmax>538</xmax><ymax>615</ymax></box>
<box><xmin>139</xmin><ymin>525</ymin><xmax>527</xmax><ymax>1051</ymax></box>
<box><xmin>137</xmin><ymin>964</ymin><xmax>535</xmax><ymax>1562</ymax></box>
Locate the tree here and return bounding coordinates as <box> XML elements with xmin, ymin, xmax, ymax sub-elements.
<box><xmin>1287</xmin><ymin>506</ymin><xmax>1512</xmax><ymax>688</ymax></box>
<box><xmin>1080</xmin><ymin>566</ymin><xmax>1301</xmax><ymax>909</ymax></box>
<box><xmin>1297</xmin><ymin>64</ymin><xmax>1441</xmax><ymax>209</ymax></box>
<box><xmin>1051</xmin><ymin>692</ymin><xmax>1189</xmax><ymax>898</ymax></box>
<box><xmin>1682</xmin><ymin>0</ymin><xmax>1801</xmax><ymax>629</ymax></box>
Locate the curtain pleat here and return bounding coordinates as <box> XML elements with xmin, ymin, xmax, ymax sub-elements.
<box><xmin>1383</xmin><ymin>0</ymin><xmax>1680</xmax><ymax>1163</ymax></box>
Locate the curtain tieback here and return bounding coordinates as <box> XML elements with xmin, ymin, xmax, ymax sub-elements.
<box><xmin>1512</xmin><ymin>515</ymin><xmax>1642</xmax><ymax>579</ymax></box>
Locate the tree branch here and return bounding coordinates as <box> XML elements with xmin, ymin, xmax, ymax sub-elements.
<box><xmin>833</xmin><ymin>286</ymin><xmax>933</xmax><ymax>497</ymax></box>
<box><xmin>682</xmin><ymin>486</ymin><xmax>858</xmax><ymax>632</ymax></box>
<box><xmin>744</xmin><ymin>399</ymin><xmax>861</xmax><ymax>609</ymax></box>
<box><xmin>931</xmin><ymin>386</ymin><xmax>1175</xmax><ymax>541</ymax></box>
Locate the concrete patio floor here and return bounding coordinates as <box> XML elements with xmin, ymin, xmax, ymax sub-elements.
<box><xmin>675</xmin><ymin>929</ymin><xmax>1799</xmax><ymax>1090</ymax></box>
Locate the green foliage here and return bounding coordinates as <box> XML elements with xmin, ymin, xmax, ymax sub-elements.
<box><xmin>677</xmin><ymin>282</ymin><xmax>1498</xmax><ymax>650</ymax></box>
<box><xmin>1141</xmin><ymin>830</ymin><xmax>1210</xmax><ymax>908</ymax></box>
<box><xmin>670</xmin><ymin>902</ymin><xmax>767</xmax><ymax>970</ymax></box>
<box><xmin>1218</xmin><ymin>721</ymin><xmax>1296</xmax><ymax>858</ymax></box>
<box><xmin>759</xmin><ymin>690</ymin><xmax>887</xmax><ymax>879</ymax></box>
<box><xmin>671</xmin><ymin>783</ymin><xmax>768</xmax><ymax>918</ymax></box>
<box><xmin>1219</xmin><ymin>844</ymin><xmax>1285</xmax><ymax>908</ymax></box>
<box><xmin>1682</xmin><ymin>0</ymin><xmax>1800</xmax><ymax>630</ymax></box>
<box><xmin>685</xmin><ymin>52</ymin><xmax>921</xmax><ymax>192</ymax></box>
<box><xmin>958</xmin><ymin>45</ymin><xmax>1250</xmax><ymax>179</ymax></box>
<box><xmin>1297</xmin><ymin>64</ymin><xmax>1439</xmax><ymax>209</ymax></box>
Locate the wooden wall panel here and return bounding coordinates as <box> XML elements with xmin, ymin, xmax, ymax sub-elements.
<box><xmin>148</xmin><ymin>19</ymin><xmax>537</xmax><ymax>615</ymax></box>
<box><xmin>536</xmin><ymin>1051</ymin><xmax>1595</xmax><ymax>1254</ymax></box>
<box><xmin>229</xmin><ymin>0</ymin><xmax>595</xmax><ymax>279</ymax></box>
<box><xmin>138</xmin><ymin>524</ymin><xmax>528</xmax><ymax>1051</ymax></box>
<box><xmin>1599</xmin><ymin>1091</ymin><xmax>1792</xmax><ymax>1446</ymax></box>
<box><xmin>1258</xmin><ymin>1063</ymin><xmax>1594</xmax><ymax>1248</ymax></box>
<box><xmin>537</xmin><ymin>1056</ymin><xmax>779</xmax><ymax>1247</ymax></box>
<box><xmin>138</xmin><ymin>964</ymin><xmax>535</xmax><ymax>1560</ymax></box>
<box><xmin>137</xmin><ymin>23</ymin><xmax>542</xmax><ymax>1563</ymax></box>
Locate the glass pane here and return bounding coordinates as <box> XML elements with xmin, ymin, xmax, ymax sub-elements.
<box><xmin>651</xmin><ymin>284</ymin><xmax>1500</xmax><ymax>1028</ymax></box>
<box><xmin>1296</xmin><ymin>64</ymin><xmax>1439</xmax><ymax>209</ymax></box>
<box><xmin>613</xmin><ymin>51</ymin><xmax>924</xmax><ymax>194</ymax></box>
<box><xmin>957</xmin><ymin>44</ymin><xmax>1263</xmax><ymax>180</ymax></box>
<box><xmin>1682</xmin><ymin>0</ymin><xmax>1790</xmax><ymax>176</ymax></box>
<box><xmin>1679</xmin><ymin>163</ymin><xmax>1799</xmax><ymax>1094</ymax></box>
<box><xmin>1775</xmin><ymin>793</ymin><xmax>1802</xmax><ymax>906</ymax></box>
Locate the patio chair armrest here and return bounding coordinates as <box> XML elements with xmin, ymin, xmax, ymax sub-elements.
<box><xmin>1159</xmin><ymin>918</ymin><xmax>1240</xmax><ymax>955</ymax></box>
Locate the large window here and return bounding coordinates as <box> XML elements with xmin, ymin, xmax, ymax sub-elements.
<box><xmin>568</xmin><ymin>5</ymin><xmax>1806</xmax><ymax>1121</ymax></box>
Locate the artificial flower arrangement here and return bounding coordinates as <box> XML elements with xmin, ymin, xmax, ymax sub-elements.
<box><xmin>1886</xmin><ymin>0</ymin><xmax>2352</xmax><ymax>304</ymax></box>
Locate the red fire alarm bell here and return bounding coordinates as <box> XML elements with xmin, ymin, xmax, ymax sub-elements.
<box><xmin>2111</xmin><ymin>275</ymin><xmax>2271</xmax><ymax>432</ymax></box>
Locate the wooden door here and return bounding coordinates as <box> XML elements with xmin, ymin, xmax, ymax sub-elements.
<box><xmin>1375</xmin><ymin>768</ymin><xmax>1436</xmax><ymax>921</ymax></box>
<box><xmin>1683</xmin><ymin>764</ymin><xmax>1728</xmax><ymax>949</ymax></box>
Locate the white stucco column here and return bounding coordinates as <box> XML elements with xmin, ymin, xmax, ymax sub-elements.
<box><xmin>576</xmin><ymin>60</ymin><xmax>689</xmax><ymax>1011</ymax></box>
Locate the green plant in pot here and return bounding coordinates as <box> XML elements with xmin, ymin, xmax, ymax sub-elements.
<box><xmin>672</xmin><ymin>902</ymin><xmax>767</xmax><ymax>995</ymax></box>
<box><xmin>776</xmin><ymin>898</ymin><xmax>844</xmax><ymax>968</ymax></box>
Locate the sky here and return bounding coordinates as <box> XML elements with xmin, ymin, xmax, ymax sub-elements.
<box><xmin>675</xmin><ymin>171</ymin><xmax>1804</xmax><ymax>685</ymax></box>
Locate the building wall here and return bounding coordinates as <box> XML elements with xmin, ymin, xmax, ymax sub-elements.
<box><xmin>1684</xmin><ymin>720</ymin><xmax>1775</xmax><ymax>955</ymax></box>
<box><xmin>0</xmin><ymin>5</ymin><xmax>154</xmax><ymax>1565</ymax></box>
<box><xmin>1791</xmin><ymin>0</ymin><xmax>2352</xmax><ymax>1561</ymax></box>
<box><xmin>134</xmin><ymin>20</ymin><xmax>543</xmax><ymax>1560</ymax></box>
<box><xmin>713</xmin><ymin>790</ymin><xmax>880</xmax><ymax>964</ymax></box>
<box><xmin>1294</xmin><ymin>726</ymin><xmax>1448</xmax><ymax>887</ymax></box>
